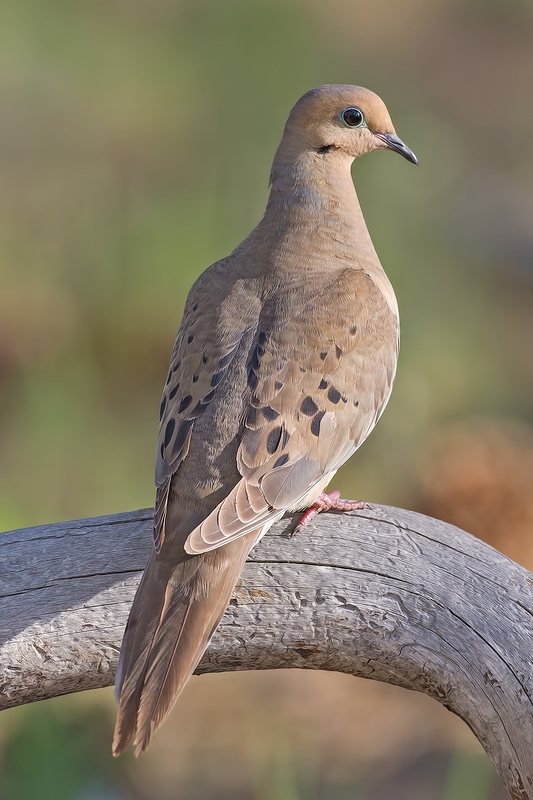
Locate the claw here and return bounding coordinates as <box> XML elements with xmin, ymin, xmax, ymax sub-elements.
<box><xmin>291</xmin><ymin>491</ymin><xmax>368</xmax><ymax>536</ymax></box>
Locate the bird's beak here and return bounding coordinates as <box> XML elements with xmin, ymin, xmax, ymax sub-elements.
<box><xmin>374</xmin><ymin>132</ymin><xmax>418</xmax><ymax>165</ymax></box>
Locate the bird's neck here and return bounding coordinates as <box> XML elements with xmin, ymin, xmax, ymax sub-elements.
<box><xmin>240</xmin><ymin>148</ymin><xmax>398</xmax><ymax>317</ymax></box>
<box><xmin>261</xmin><ymin>149</ymin><xmax>378</xmax><ymax>264</ymax></box>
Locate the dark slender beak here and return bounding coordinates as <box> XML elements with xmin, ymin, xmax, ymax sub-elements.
<box><xmin>374</xmin><ymin>132</ymin><xmax>418</xmax><ymax>165</ymax></box>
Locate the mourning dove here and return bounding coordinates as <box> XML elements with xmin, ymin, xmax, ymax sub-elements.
<box><xmin>113</xmin><ymin>84</ymin><xmax>417</xmax><ymax>756</ymax></box>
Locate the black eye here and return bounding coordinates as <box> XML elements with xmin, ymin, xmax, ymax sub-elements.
<box><xmin>342</xmin><ymin>107</ymin><xmax>364</xmax><ymax>128</ymax></box>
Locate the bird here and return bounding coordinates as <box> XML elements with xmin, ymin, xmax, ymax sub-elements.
<box><xmin>112</xmin><ymin>84</ymin><xmax>417</xmax><ymax>756</ymax></box>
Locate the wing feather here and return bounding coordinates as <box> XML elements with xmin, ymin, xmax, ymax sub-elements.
<box><xmin>153</xmin><ymin>281</ymin><xmax>258</xmax><ymax>551</ymax></box>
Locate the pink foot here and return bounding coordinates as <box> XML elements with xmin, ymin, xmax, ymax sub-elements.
<box><xmin>291</xmin><ymin>491</ymin><xmax>368</xmax><ymax>536</ymax></box>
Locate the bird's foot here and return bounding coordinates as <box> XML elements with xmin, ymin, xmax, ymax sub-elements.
<box><xmin>291</xmin><ymin>491</ymin><xmax>368</xmax><ymax>536</ymax></box>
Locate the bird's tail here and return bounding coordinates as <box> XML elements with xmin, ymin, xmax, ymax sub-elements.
<box><xmin>112</xmin><ymin>530</ymin><xmax>259</xmax><ymax>756</ymax></box>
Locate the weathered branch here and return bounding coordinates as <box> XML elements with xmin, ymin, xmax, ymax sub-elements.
<box><xmin>0</xmin><ymin>505</ymin><xmax>532</xmax><ymax>797</ymax></box>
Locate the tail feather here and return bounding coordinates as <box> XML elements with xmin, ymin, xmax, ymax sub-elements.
<box><xmin>113</xmin><ymin>530</ymin><xmax>259</xmax><ymax>756</ymax></box>
<box><xmin>113</xmin><ymin>557</ymin><xmax>172</xmax><ymax>754</ymax></box>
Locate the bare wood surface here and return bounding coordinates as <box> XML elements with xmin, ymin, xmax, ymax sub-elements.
<box><xmin>0</xmin><ymin>505</ymin><xmax>532</xmax><ymax>797</ymax></box>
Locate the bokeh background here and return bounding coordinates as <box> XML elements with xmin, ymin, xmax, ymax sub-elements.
<box><xmin>1</xmin><ymin>0</ymin><xmax>533</xmax><ymax>797</ymax></box>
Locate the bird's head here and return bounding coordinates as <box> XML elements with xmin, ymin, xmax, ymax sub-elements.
<box><xmin>280</xmin><ymin>84</ymin><xmax>418</xmax><ymax>165</ymax></box>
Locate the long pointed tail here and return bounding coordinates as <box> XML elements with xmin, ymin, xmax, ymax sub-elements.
<box><xmin>113</xmin><ymin>530</ymin><xmax>258</xmax><ymax>756</ymax></box>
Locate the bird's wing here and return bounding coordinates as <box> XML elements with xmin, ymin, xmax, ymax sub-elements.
<box><xmin>154</xmin><ymin>274</ymin><xmax>258</xmax><ymax>551</ymax></box>
<box><xmin>186</xmin><ymin>268</ymin><xmax>398</xmax><ymax>554</ymax></box>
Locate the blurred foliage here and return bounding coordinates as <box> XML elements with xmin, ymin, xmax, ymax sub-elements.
<box><xmin>1</xmin><ymin>0</ymin><xmax>532</xmax><ymax>796</ymax></box>
<box><xmin>441</xmin><ymin>751</ymin><xmax>495</xmax><ymax>800</ymax></box>
<box><xmin>418</xmin><ymin>417</ymin><xmax>533</xmax><ymax>569</ymax></box>
<box><xmin>0</xmin><ymin>696</ymin><xmax>132</xmax><ymax>800</ymax></box>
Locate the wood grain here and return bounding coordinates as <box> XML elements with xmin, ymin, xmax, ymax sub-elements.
<box><xmin>1</xmin><ymin>505</ymin><xmax>532</xmax><ymax>798</ymax></box>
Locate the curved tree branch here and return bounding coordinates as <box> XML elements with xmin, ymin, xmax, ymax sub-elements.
<box><xmin>0</xmin><ymin>505</ymin><xmax>532</xmax><ymax>798</ymax></box>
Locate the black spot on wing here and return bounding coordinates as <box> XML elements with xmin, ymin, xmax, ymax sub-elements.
<box><xmin>266</xmin><ymin>427</ymin><xmax>282</xmax><ymax>454</ymax></box>
<box><xmin>171</xmin><ymin>418</ymin><xmax>193</xmax><ymax>459</ymax></box>
<box><xmin>273</xmin><ymin>453</ymin><xmax>289</xmax><ymax>468</ymax></box>
<box><xmin>211</xmin><ymin>371</ymin><xmax>224</xmax><ymax>388</ymax></box>
<box><xmin>319</xmin><ymin>378</ymin><xmax>328</xmax><ymax>390</ymax></box>
<box><xmin>311</xmin><ymin>411</ymin><xmax>325</xmax><ymax>437</ymax></box>
<box><xmin>282</xmin><ymin>428</ymin><xmax>290</xmax><ymax>448</ymax></box>
<box><xmin>164</xmin><ymin>418</ymin><xmax>175</xmax><ymax>447</ymax></box>
<box><xmin>301</xmin><ymin>396</ymin><xmax>318</xmax><ymax>416</ymax></box>
<box><xmin>187</xmin><ymin>334</ymin><xmax>194</xmax><ymax>344</ymax></box>
<box><xmin>169</xmin><ymin>383</ymin><xmax>180</xmax><ymax>400</ymax></box>
<box><xmin>178</xmin><ymin>395</ymin><xmax>193</xmax><ymax>413</ymax></box>
<box><xmin>327</xmin><ymin>387</ymin><xmax>341</xmax><ymax>405</ymax></box>
<box><xmin>159</xmin><ymin>396</ymin><xmax>167</xmax><ymax>420</ymax></box>
<box><xmin>320</xmin><ymin>352</ymin><xmax>327</xmax><ymax>361</ymax></box>
<box><xmin>262</xmin><ymin>406</ymin><xmax>279</xmax><ymax>421</ymax></box>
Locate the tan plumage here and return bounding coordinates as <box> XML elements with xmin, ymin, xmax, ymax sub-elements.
<box><xmin>113</xmin><ymin>84</ymin><xmax>417</xmax><ymax>756</ymax></box>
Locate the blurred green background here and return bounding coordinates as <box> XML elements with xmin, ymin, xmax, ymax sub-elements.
<box><xmin>1</xmin><ymin>0</ymin><xmax>533</xmax><ymax>796</ymax></box>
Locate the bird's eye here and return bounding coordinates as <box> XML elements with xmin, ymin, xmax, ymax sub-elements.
<box><xmin>341</xmin><ymin>107</ymin><xmax>365</xmax><ymax>128</ymax></box>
